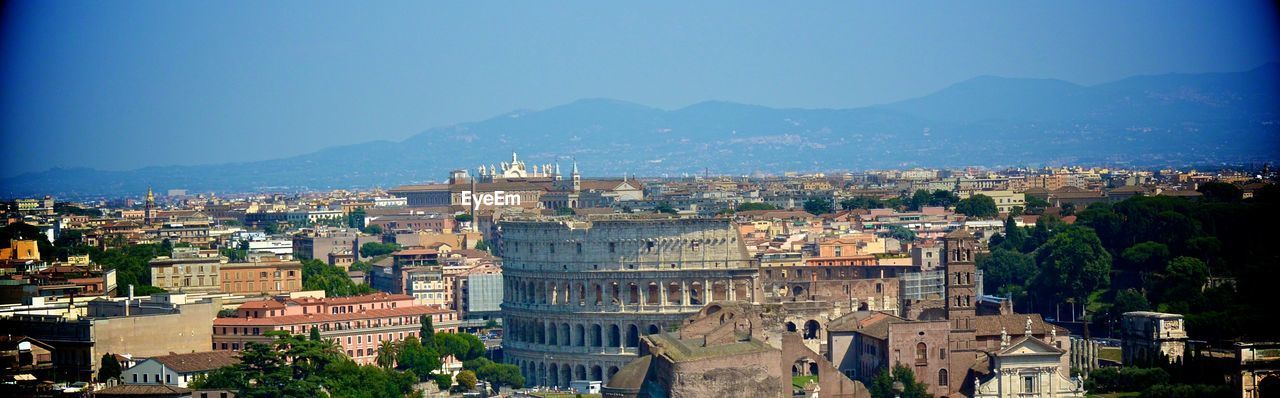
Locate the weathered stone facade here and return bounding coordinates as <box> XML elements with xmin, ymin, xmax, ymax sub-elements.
<box><xmin>498</xmin><ymin>217</ymin><xmax>758</xmax><ymax>387</ymax></box>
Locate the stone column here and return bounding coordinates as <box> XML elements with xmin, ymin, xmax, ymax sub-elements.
<box><xmin>681</xmin><ymin>280</ymin><xmax>690</xmax><ymax>307</ymax></box>
<box><xmin>659</xmin><ymin>280</ymin><xmax>668</xmax><ymax>309</ymax></box>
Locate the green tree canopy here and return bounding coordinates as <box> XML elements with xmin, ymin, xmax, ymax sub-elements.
<box><xmin>1122</xmin><ymin>242</ymin><xmax>1172</xmax><ymax>274</ymax></box>
<box><xmin>1197</xmin><ymin>182</ymin><xmax>1243</xmax><ymax>202</ymax></box>
<box><xmin>301</xmin><ymin>259</ymin><xmax>375</xmax><ymax>297</ymax></box>
<box><xmin>884</xmin><ymin>225</ymin><xmax>916</xmax><ymax>242</ymax></box>
<box><xmin>977</xmin><ymin>248</ymin><xmax>1037</xmax><ymax>297</ymax></box>
<box><xmin>839</xmin><ymin>197</ymin><xmax>885</xmax><ymax>210</ymax></box>
<box><xmin>1030</xmin><ymin>226</ymin><xmax>1112</xmax><ymax>310</ymax></box>
<box><xmin>736</xmin><ymin>202</ymin><xmax>778</xmax><ymax>211</ymax></box>
<box><xmin>868</xmin><ymin>364</ymin><xmax>930</xmax><ymax>398</ymax></box>
<box><xmin>802</xmin><ymin>198</ymin><xmax>834</xmax><ymax>215</ymax></box>
<box><xmin>955</xmin><ymin>194</ymin><xmax>999</xmax><ymax>218</ymax></box>
<box><xmin>98</xmin><ymin>353</ymin><xmax>122</xmax><ymax>382</ymax></box>
<box><xmin>359</xmin><ymin>242</ymin><xmax>401</xmax><ymax>258</ymax></box>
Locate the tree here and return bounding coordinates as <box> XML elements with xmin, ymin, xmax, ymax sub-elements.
<box><xmin>955</xmin><ymin>194</ymin><xmax>999</xmax><ymax>218</ymax></box>
<box><xmin>360</xmin><ymin>242</ymin><xmax>401</xmax><ymax>258</ymax></box>
<box><xmin>301</xmin><ymin>259</ymin><xmax>375</xmax><ymax>297</ymax></box>
<box><xmin>885</xmin><ymin>225</ymin><xmax>916</xmax><ymax>242</ymax></box>
<box><xmin>868</xmin><ymin>364</ymin><xmax>930</xmax><ymax>398</ymax></box>
<box><xmin>802</xmin><ymin>198</ymin><xmax>833</xmax><ymax>215</ymax></box>
<box><xmin>930</xmin><ymin>190</ymin><xmax>960</xmax><ymax>207</ymax></box>
<box><xmin>376</xmin><ymin>340</ymin><xmax>398</xmax><ymax>369</ymax></box>
<box><xmin>433</xmin><ymin>373</ymin><xmax>453</xmax><ymax>391</ymax></box>
<box><xmin>1122</xmin><ymin>242</ymin><xmax>1171</xmax><ymax>274</ymax></box>
<box><xmin>1111</xmin><ymin>288</ymin><xmax>1151</xmax><ymax>317</ymax></box>
<box><xmin>736</xmin><ymin>202</ymin><xmax>778</xmax><ymax>211</ymax></box>
<box><xmin>1029</xmin><ymin>226</ymin><xmax>1112</xmax><ymax>312</ymax></box>
<box><xmin>309</xmin><ymin>325</ymin><xmax>322</xmax><ymax>341</ymax></box>
<box><xmin>474</xmin><ymin>240</ymin><xmax>490</xmax><ymax>252</ymax></box>
<box><xmin>348</xmin><ymin>208</ymin><xmax>367</xmax><ymax>229</ymax></box>
<box><xmin>977</xmin><ymin>248</ymin><xmax>1037</xmax><ymax>296</ymax></box>
<box><xmin>433</xmin><ymin>332</ymin><xmax>485</xmax><ymax>361</ymax></box>
<box><xmin>362</xmin><ymin>224</ymin><xmax>384</xmax><ymax>235</ymax></box>
<box><xmin>395</xmin><ymin>336</ymin><xmax>442</xmax><ymax>382</ymax></box>
<box><xmin>1009</xmin><ymin>205</ymin><xmax>1025</xmax><ymax>217</ymax></box>
<box><xmin>454</xmin><ymin>213</ymin><xmax>474</xmax><ymax>223</ymax></box>
<box><xmin>654</xmin><ymin>202</ymin><xmax>678</xmax><ymax>214</ymax></box>
<box><xmin>839</xmin><ymin>197</ymin><xmax>885</xmax><ymax>210</ymax></box>
<box><xmin>456</xmin><ymin>370</ymin><xmax>478</xmax><ymax>391</ymax></box>
<box><xmin>1025</xmin><ymin>195</ymin><xmax>1051</xmax><ymax>214</ymax></box>
<box><xmin>420</xmin><ymin>315</ymin><xmax>436</xmax><ymax>344</ymax></box>
<box><xmin>1197</xmin><ymin>182</ymin><xmax>1243</xmax><ymax>202</ymax></box>
<box><xmin>1155</xmin><ymin>257</ymin><xmax>1210</xmax><ymax>310</ymax></box>
<box><xmin>464</xmin><ymin>358</ymin><xmax>524</xmax><ymax>389</ymax></box>
<box><xmin>995</xmin><ymin>215</ymin><xmax>1028</xmax><ymax>252</ymax></box>
<box><xmin>191</xmin><ymin>332</ymin><xmax>416</xmax><ymax>398</ymax></box>
<box><xmin>98</xmin><ymin>353</ymin><xmax>122</xmax><ymax>382</ymax></box>
<box><xmin>908</xmin><ymin>190</ymin><xmax>932</xmax><ymax>211</ymax></box>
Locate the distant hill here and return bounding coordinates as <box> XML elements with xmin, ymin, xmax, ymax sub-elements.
<box><xmin>3</xmin><ymin>64</ymin><xmax>1277</xmax><ymax>198</ymax></box>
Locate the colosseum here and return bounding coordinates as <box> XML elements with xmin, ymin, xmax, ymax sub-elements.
<box><xmin>497</xmin><ymin>215</ymin><xmax>758</xmax><ymax>387</ymax></box>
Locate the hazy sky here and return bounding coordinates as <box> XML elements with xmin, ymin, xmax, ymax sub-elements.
<box><xmin>2</xmin><ymin>1</ymin><xmax>1277</xmax><ymax>176</ymax></box>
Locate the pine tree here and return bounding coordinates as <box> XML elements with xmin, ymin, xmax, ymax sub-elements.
<box><xmin>98</xmin><ymin>353</ymin><xmax>122</xmax><ymax>383</ymax></box>
<box><xmin>420</xmin><ymin>315</ymin><xmax>436</xmax><ymax>347</ymax></box>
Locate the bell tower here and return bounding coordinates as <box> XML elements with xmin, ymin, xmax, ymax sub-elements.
<box><xmin>144</xmin><ymin>187</ymin><xmax>156</xmax><ymax>226</ymax></box>
<box><xmin>944</xmin><ymin>227</ymin><xmax>978</xmax><ymax>346</ymax></box>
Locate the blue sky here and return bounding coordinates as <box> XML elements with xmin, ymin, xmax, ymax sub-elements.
<box><xmin>2</xmin><ymin>1</ymin><xmax>1277</xmax><ymax>176</ymax></box>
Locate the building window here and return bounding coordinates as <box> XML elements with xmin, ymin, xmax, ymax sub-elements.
<box><xmin>609</xmin><ymin>242</ymin><xmax>615</xmax><ymax>253</ymax></box>
<box><xmin>915</xmin><ymin>342</ymin><xmax>927</xmax><ymax>364</ymax></box>
<box><xmin>1022</xmin><ymin>375</ymin><xmax>1036</xmax><ymax>392</ymax></box>
<box><xmin>940</xmin><ymin>348</ymin><xmax>946</xmax><ymax>360</ymax></box>
<box><xmin>938</xmin><ymin>369</ymin><xmax>948</xmax><ymax>386</ymax></box>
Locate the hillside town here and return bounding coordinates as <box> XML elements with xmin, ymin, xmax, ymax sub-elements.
<box><xmin>0</xmin><ymin>153</ymin><xmax>1276</xmax><ymax>397</ymax></box>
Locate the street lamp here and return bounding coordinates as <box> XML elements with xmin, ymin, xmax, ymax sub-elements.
<box><xmin>892</xmin><ymin>380</ymin><xmax>905</xmax><ymax>398</ymax></box>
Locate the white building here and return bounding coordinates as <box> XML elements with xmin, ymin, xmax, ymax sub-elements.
<box><xmin>123</xmin><ymin>351</ymin><xmax>240</xmax><ymax>388</ymax></box>
<box><xmin>974</xmin><ymin>334</ymin><xmax>1085</xmax><ymax>398</ymax></box>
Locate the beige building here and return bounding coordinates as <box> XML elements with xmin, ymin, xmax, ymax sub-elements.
<box><xmin>960</xmin><ymin>190</ymin><xmax>1026</xmax><ymax>214</ymax></box>
<box><xmin>219</xmin><ymin>261</ymin><xmax>303</xmax><ymax>296</ymax></box>
<box><xmin>149</xmin><ymin>248</ymin><xmax>224</xmax><ymax>294</ymax></box>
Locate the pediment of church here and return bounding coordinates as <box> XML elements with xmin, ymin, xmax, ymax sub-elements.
<box><xmin>998</xmin><ymin>335</ymin><xmax>1064</xmax><ymax>356</ymax></box>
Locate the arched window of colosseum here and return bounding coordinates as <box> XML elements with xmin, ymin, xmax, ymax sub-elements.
<box><xmin>575</xmin><ymin>365</ymin><xmax>587</xmax><ymax>381</ymax></box>
<box><xmin>689</xmin><ymin>282</ymin><xmax>704</xmax><ymax>305</ymax></box>
<box><xmin>548</xmin><ymin>363</ymin><xmax>559</xmax><ymax>386</ymax></box>
<box><xmin>786</xmin><ymin>321</ymin><xmax>797</xmax><ymax>332</ymax></box>
<box><xmin>577</xmin><ymin>284</ymin><xmax>586</xmax><ymax>306</ymax></box>
<box><xmin>573</xmin><ymin>324</ymin><xmax>585</xmax><ymax>346</ymax></box>
<box><xmin>626</xmin><ymin>325</ymin><xmax>639</xmax><ymax>347</ymax></box>
<box><xmin>627</xmin><ymin>283</ymin><xmax>640</xmax><ymax>304</ymax></box>
<box><xmin>646</xmin><ymin>282</ymin><xmax>660</xmax><ymax>305</ymax></box>
<box><xmin>666</xmin><ymin>282</ymin><xmax>682</xmax><ymax>306</ymax></box>
<box><xmin>609</xmin><ymin>324</ymin><xmax>621</xmax><ymax>347</ymax></box>
<box><xmin>590</xmin><ymin>324</ymin><xmax>603</xmax><ymax>347</ymax></box>
<box><xmin>560</xmin><ymin>365</ymin><xmax>571</xmax><ymax>387</ymax></box>
<box><xmin>591</xmin><ymin>366</ymin><xmax>603</xmax><ymax>381</ymax></box>
<box><xmin>593</xmin><ymin>284</ymin><xmax>604</xmax><ymax>306</ymax></box>
<box><xmin>712</xmin><ymin>281</ymin><xmax>727</xmax><ymax>301</ymax></box>
<box><xmin>734</xmin><ymin>280</ymin><xmax>749</xmax><ymax>301</ymax></box>
<box><xmin>648</xmin><ymin>324</ymin><xmax>660</xmax><ymax>335</ymax></box>
<box><xmin>536</xmin><ymin>324</ymin><xmax>545</xmax><ymax>345</ymax></box>
<box><xmin>610</xmin><ymin>282</ymin><xmax>621</xmax><ymax>304</ymax></box>
<box><xmin>547</xmin><ymin>322</ymin><xmax>558</xmax><ymax>345</ymax></box>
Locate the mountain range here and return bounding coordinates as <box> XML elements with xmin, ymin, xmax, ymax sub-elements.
<box><xmin>4</xmin><ymin>63</ymin><xmax>1277</xmax><ymax>198</ymax></box>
